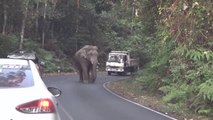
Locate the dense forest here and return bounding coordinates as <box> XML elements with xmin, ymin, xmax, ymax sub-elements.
<box><xmin>0</xmin><ymin>0</ymin><xmax>212</xmax><ymax>117</ymax></box>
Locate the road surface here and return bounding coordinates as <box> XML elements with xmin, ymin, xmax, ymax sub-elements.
<box><xmin>43</xmin><ymin>72</ymin><xmax>177</xmax><ymax>120</ymax></box>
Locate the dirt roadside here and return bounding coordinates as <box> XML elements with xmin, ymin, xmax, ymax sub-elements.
<box><xmin>105</xmin><ymin>79</ymin><xmax>210</xmax><ymax>120</ymax></box>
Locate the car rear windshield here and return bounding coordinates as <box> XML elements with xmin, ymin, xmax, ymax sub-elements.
<box><xmin>7</xmin><ymin>50</ymin><xmax>39</xmax><ymax>64</ymax></box>
<box><xmin>0</xmin><ymin>64</ymin><xmax>34</xmax><ymax>88</ymax></box>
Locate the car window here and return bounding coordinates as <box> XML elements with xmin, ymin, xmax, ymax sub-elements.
<box><xmin>0</xmin><ymin>64</ymin><xmax>34</xmax><ymax>88</ymax></box>
<box><xmin>7</xmin><ymin>50</ymin><xmax>39</xmax><ymax>64</ymax></box>
<box><xmin>108</xmin><ymin>54</ymin><xmax>121</xmax><ymax>62</ymax></box>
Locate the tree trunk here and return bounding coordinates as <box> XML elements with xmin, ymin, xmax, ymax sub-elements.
<box><xmin>19</xmin><ymin>0</ymin><xmax>29</xmax><ymax>49</ymax></box>
<box><xmin>2</xmin><ymin>0</ymin><xmax>7</xmax><ymax>35</ymax></box>
<box><xmin>75</xmin><ymin>0</ymin><xmax>80</xmax><ymax>52</ymax></box>
<box><xmin>131</xmin><ymin>0</ymin><xmax>136</xmax><ymax>32</ymax></box>
<box><xmin>35</xmin><ymin>1</ymin><xmax>39</xmax><ymax>36</ymax></box>
<box><xmin>41</xmin><ymin>0</ymin><xmax>47</xmax><ymax>48</ymax></box>
<box><xmin>125</xmin><ymin>0</ymin><xmax>128</xmax><ymax>9</ymax></box>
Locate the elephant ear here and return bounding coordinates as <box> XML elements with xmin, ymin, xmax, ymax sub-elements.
<box><xmin>75</xmin><ymin>49</ymin><xmax>87</xmax><ymax>58</ymax></box>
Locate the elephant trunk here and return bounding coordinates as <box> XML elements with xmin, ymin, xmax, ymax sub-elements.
<box><xmin>91</xmin><ymin>62</ymin><xmax>97</xmax><ymax>82</ymax></box>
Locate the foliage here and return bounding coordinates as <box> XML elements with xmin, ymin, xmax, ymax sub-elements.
<box><xmin>186</xmin><ymin>48</ymin><xmax>213</xmax><ymax>62</ymax></box>
<box><xmin>35</xmin><ymin>46</ymin><xmax>74</xmax><ymax>73</ymax></box>
<box><xmin>159</xmin><ymin>84</ymin><xmax>191</xmax><ymax>107</ymax></box>
<box><xmin>156</xmin><ymin>0</ymin><xmax>213</xmax><ymax>116</ymax></box>
<box><xmin>199</xmin><ymin>78</ymin><xmax>213</xmax><ymax>101</ymax></box>
<box><xmin>0</xmin><ymin>35</ymin><xmax>19</xmax><ymax>57</ymax></box>
<box><xmin>132</xmin><ymin>0</ymin><xmax>213</xmax><ymax>117</ymax></box>
<box><xmin>135</xmin><ymin>69</ymin><xmax>162</xmax><ymax>92</ymax></box>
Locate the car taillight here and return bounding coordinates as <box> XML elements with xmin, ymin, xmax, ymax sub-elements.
<box><xmin>36</xmin><ymin>64</ymin><xmax>40</xmax><ymax>71</ymax></box>
<box><xmin>16</xmin><ymin>99</ymin><xmax>55</xmax><ymax>113</ymax></box>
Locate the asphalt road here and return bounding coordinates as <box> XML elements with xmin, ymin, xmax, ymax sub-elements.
<box><xmin>43</xmin><ymin>72</ymin><xmax>177</xmax><ymax>120</ymax></box>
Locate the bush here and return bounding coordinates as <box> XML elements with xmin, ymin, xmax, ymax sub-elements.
<box><xmin>0</xmin><ymin>34</ymin><xmax>19</xmax><ymax>57</ymax></box>
<box><xmin>36</xmin><ymin>48</ymin><xmax>74</xmax><ymax>73</ymax></box>
<box><xmin>135</xmin><ymin>68</ymin><xmax>163</xmax><ymax>92</ymax></box>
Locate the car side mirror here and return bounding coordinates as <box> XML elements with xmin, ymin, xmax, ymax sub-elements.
<box><xmin>47</xmin><ymin>87</ymin><xmax>62</xmax><ymax>97</ymax></box>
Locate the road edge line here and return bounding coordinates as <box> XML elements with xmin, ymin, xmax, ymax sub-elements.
<box><xmin>103</xmin><ymin>81</ymin><xmax>177</xmax><ymax>120</ymax></box>
<box><xmin>58</xmin><ymin>101</ymin><xmax>75</xmax><ymax>120</ymax></box>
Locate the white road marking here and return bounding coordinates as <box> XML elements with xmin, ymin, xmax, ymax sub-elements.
<box><xmin>58</xmin><ymin>102</ymin><xmax>74</xmax><ymax>120</ymax></box>
<box><xmin>103</xmin><ymin>81</ymin><xmax>177</xmax><ymax>120</ymax></box>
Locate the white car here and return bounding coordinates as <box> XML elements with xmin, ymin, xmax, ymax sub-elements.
<box><xmin>0</xmin><ymin>58</ymin><xmax>61</xmax><ymax>120</ymax></box>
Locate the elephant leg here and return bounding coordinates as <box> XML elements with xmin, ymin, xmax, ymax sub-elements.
<box><xmin>76</xmin><ymin>61</ymin><xmax>83</xmax><ymax>82</ymax></box>
<box><xmin>87</xmin><ymin>64</ymin><xmax>92</xmax><ymax>83</ymax></box>
<box><xmin>79</xmin><ymin>68</ymin><xmax>83</xmax><ymax>82</ymax></box>
<box><xmin>81</xmin><ymin>63</ymin><xmax>89</xmax><ymax>82</ymax></box>
<box><xmin>89</xmin><ymin>72</ymin><xmax>95</xmax><ymax>83</ymax></box>
<box><xmin>88</xmin><ymin>71</ymin><xmax>93</xmax><ymax>83</ymax></box>
<box><xmin>89</xmin><ymin>63</ymin><xmax>97</xmax><ymax>83</ymax></box>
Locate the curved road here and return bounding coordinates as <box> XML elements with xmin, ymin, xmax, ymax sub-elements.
<box><xmin>43</xmin><ymin>72</ymin><xmax>177</xmax><ymax>120</ymax></box>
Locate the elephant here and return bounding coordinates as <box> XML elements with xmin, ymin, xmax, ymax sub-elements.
<box><xmin>74</xmin><ymin>45</ymin><xmax>98</xmax><ymax>83</ymax></box>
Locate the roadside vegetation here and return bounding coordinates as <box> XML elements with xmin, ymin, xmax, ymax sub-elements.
<box><xmin>107</xmin><ymin>78</ymin><xmax>210</xmax><ymax>120</ymax></box>
<box><xmin>0</xmin><ymin>35</ymin><xmax>74</xmax><ymax>73</ymax></box>
<box><xmin>0</xmin><ymin>0</ymin><xmax>212</xmax><ymax>118</ymax></box>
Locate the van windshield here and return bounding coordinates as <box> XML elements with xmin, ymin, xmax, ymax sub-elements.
<box><xmin>108</xmin><ymin>54</ymin><xmax>125</xmax><ymax>63</ymax></box>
